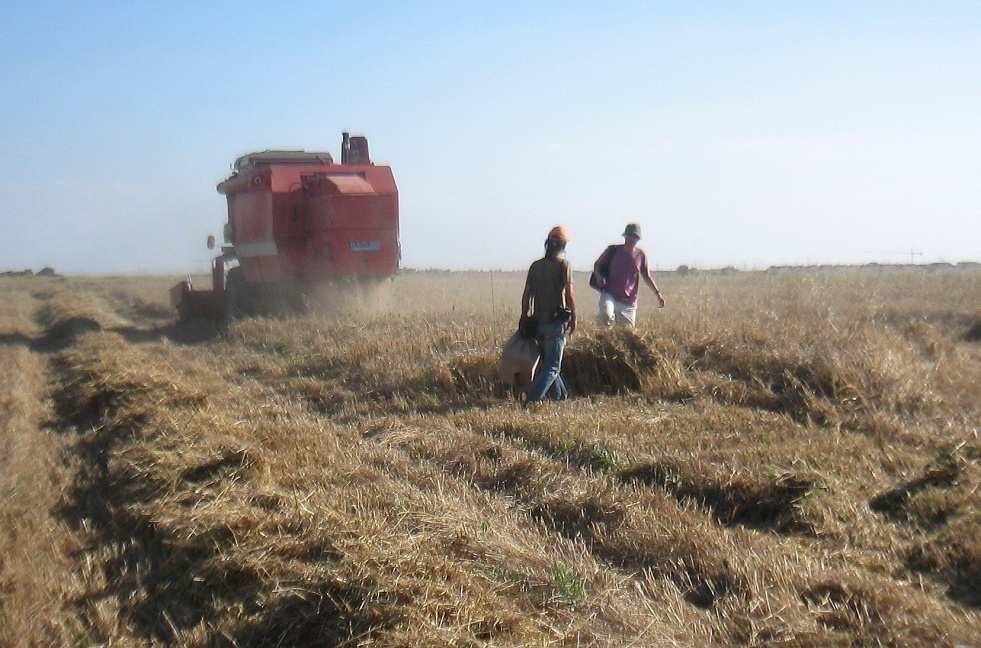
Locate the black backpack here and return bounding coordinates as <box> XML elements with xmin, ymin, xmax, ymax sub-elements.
<box><xmin>518</xmin><ymin>315</ymin><xmax>538</xmax><ymax>339</ymax></box>
<box><xmin>589</xmin><ymin>245</ymin><xmax>619</xmax><ymax>291</ymax></box>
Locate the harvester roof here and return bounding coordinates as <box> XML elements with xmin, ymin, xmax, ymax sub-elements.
<box><xmin>233</xmin><ymin>150</ymin><xmax>334</xmax><ymax>171</ymax></box>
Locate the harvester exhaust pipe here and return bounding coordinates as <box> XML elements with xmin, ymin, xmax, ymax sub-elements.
<box><xmin>341</xmin><ymin>131</ymin><xmax>370</xmax><ymax>165</ymax></box>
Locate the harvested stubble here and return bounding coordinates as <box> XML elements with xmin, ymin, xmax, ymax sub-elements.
<box><xmin>1</xmin><ymin>269</ymin><xmax>980</xmax><ymax>646</ymax></box>
<box><xmin>52</xmin><ymin>333</ymin><xmax>687</xmax><ymax>645</ymax></box>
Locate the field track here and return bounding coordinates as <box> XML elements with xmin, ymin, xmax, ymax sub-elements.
<box><xmin>1</xmin><ymin>270</ymin><xmax>979</xmax><ymax>646</ymax></box>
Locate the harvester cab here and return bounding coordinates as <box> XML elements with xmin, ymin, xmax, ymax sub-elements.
<box><xmin>170</xmin><ymin>132</ymin><xmax>399</xmax><ymax>322</ymax></box>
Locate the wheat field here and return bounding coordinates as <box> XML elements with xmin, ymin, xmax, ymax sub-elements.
<box><xmin>0</xmin><ymin>268</ymin><xmax>979</xmax><ymax>647</ymax></box>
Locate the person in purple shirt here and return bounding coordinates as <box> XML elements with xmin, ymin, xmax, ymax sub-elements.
<box><xmin>592</xmin><ymin>223</ymin><xmax>665</xmax><ymax>327</ymax></box>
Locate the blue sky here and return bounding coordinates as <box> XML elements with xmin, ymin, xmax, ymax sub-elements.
<box><xmin>2</xmin><ymin>1</ymin><xmax>979</xmax><ymax>273</ymax></box>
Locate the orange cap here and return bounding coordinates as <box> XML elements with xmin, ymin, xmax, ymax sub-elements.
<box><xmin>548</xmin><ymin>226</ymin><xmax>570</xmax><ymax>243</ymax></box>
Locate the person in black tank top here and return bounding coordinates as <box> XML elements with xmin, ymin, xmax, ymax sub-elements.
<box><xmin>521</xmin><ymin>226</ymin><xmax>577</xmax><ymax>402</ymax></box>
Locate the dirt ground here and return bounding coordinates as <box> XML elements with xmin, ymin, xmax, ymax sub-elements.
<box><xmin>1</xmin><ymin>269</ymin><xmax>979</xmax><ymax>647</ymax></box>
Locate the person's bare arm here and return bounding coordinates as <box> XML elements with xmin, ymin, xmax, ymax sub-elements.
<box><xmin>642</xmin><ymin>256</ymin><xmax>665</xmax><ymax>308</ymax></box>
<box><xmin>565</xmin><ymin>263</ymin><xmax>577</xmax><ymax>335</ymax></box>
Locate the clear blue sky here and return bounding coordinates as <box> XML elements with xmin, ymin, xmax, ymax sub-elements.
<box><xmin>2</xmin><ymin>1</ymin><xmax>980</xmax><ymax>273</ymax></box>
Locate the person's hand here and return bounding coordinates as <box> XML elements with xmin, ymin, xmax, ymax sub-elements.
<box><xmin>656</xmin><ymin>293</ymin><xmax>666</xmax><ymax>308</ymax></box>
<box><xmin>568</xmin><ymin>317</ymin><xmax>577</xmax><ymax>336</ymax></box>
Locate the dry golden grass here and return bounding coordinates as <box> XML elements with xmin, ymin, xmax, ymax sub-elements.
<box><xmin>0</xmin><ymin>280</ymin><xmax>94</xmax><ymax>645</ymax></box>
<box><xmin>0</xmin><ymin>268</ymin><xmax>979</xmax><ymax>646</ymax></box>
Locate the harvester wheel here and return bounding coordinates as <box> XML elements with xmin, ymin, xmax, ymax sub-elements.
<box><xmin>177</xmin><ymin>300</ymin><xmax>192</xmax><ymax>323</ymax></box>
<box><xmin>224</xmin><ymin>267</ymin><xmax>248</xmax><ymax>323</ymax></box>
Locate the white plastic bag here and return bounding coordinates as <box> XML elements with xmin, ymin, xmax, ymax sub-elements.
<box><xmin>499</xmin><ymin>332</ymin><xmax>540</xmax><ymax>391</ymax></box>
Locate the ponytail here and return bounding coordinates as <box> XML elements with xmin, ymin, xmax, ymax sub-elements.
<box><xmin>545</xmin><ymin>238</ymin><xmax>566</xmax><ymax>257</ymax></box>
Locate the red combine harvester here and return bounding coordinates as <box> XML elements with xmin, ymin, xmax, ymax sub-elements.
<box><xmin>170</xmin><ymin>132</ymin><xmax>399</xmax><ymax>321</ymax></box>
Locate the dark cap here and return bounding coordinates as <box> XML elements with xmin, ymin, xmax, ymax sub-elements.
<box><xmin>622</xmin><ymin>223</ymin><xmax>642</xmax><ymax>239</ymax></box>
